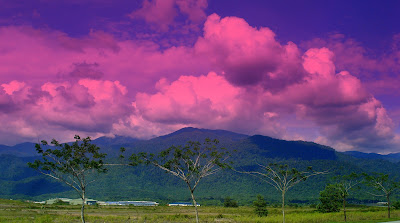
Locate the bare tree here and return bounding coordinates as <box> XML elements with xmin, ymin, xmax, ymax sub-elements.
<box><xmin>363</xmin><ymin>172</ymin><xmax>399</xmax><ymax>218</ymax></box>
<box><xmin>131</xmin><ymin>138</ymin><xmax>230</xmax><ymax>223</ymax></box>
<box><xmin>241</xmin><ymin>163</ymin><xmax>326</xmax><ymax>223</ymax></box>
<box><xmin>28</xmin><ymin>135</ymin><xmax>107</xmax><ymax>223</ymax></box>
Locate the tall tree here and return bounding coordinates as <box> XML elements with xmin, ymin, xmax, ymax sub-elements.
<box><xmin>241</xmin><ymin>163</ymin><xmax>326</xmax><ymax>223</ymax></box>
<box><xmin>363</xmin><ymin>172</ymin><xmax>399</xmax><ymax>218</ymax></box>
<box><xmin>131</xmin><ymin>138</ymin><xmax>230</xmax><ymax>223</ymax></box>
<box><xmin>333</xmin><ymin>173</ymin><xmax>362</xmax><ymax>222</ymax></box>
<box><xmin>28</xmin><ymin>135</ymin><xmax>107</xmax><ymax>223</ymax></box>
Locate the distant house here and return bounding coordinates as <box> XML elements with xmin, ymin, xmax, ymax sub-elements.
<box><xmin>44</xmin><ymin>198</ymin><xmax>71</xmax><ymax>205</ymax></box>
<box><xmin>42</xmin><ymin>198</ymin><xmax>97</xmax><ymax>205</ymax></box>
<box><xmin>40</xmin><ymin>198</ymin><xmax>158</xmax><ymax>206</ymax></box>
<box><xmin>98</xmin><ymin>201</ymin><xmax>159</xmax><ymax>206</ymax></box>
<box><xmin>87</xmin><ymin>200</ymin><xmax>97</xmax><ymax>205</ymax></box>
<box><xmin>168</xmin><ymin>202</ymin><xmax>200</xmax><ymax>207</ymax></box>
<box><xmin>377</xmin><ymin>202</ymin><xmax>388</xmax><ymax>206</ymax></box>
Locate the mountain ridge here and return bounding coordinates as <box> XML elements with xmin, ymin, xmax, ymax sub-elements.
<box><xmin>1</xmin><ymin>127</ymin><xmax>400</xmax><ymax>204</ymax></box>
<box><xmin>1</xmin><ymin>127</ymin><xmax>399</xmax><ymax>162</ymax></box>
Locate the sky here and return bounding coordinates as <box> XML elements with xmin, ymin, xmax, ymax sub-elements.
<box><xmin>1</xmin><ymin>0</ymin><xmax>400</xmax><ymax>153</ymax></box>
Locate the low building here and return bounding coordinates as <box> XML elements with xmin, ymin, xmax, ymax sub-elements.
<box><xmin>168</xmin><ymin>202</ymin><xmax>200</xmax><ymax>207</ymax></box>
<box><xmin>99</xmin><ymin>201</ymin><xmax>159</xmax><ymax>206</ymax></box>
<box><xmin>377</xmin><ymin>202</ymin><xmax>388</xmax><ymax>206</ymax></box>
<box><xmin>42</xmin><ymin>198</ymin><xmax>96</xmax><ymax>205</ymax></box>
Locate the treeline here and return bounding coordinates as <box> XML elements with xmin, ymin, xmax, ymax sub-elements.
<box><xmin>27</xmin><ymin>135</ymin><xmax>400</xmax><ymax>223</ymax></box>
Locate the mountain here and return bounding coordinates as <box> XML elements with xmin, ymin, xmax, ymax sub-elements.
<box><xmin>343</xmin><ymin>151</ymin><xmax>400</xmax><ymax>163</ymax></box>
<box><xmin>92</xmin><ymin>135</ymin><xmax>139</xmax><ymax>146</ymax></box>
<box><xmin>0</xmin><ymin>135</ymin><xmax>139</xmax><ymax>158</ymax></box>
<box><xmin>158</xmin><ymin>127</ymin><xmax>249</xmax><ymax>142</ymax></box>
<box><xmin>1</xmin><ymin>127</ymin><xmax>400</xmax><ymax>205</ymax></box>
<box><xmin>236</xmin><ymin>135</ymin><xmax>336</xmax><ymax>161</ymax></box>
<box><xmin>0</xmin><ymin>142</ymin><xmax>37</xmax><ymax>157</ymax></box>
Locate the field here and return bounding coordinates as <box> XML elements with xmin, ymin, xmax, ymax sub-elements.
<box><xmin>1</xmin><ymin>199</ymin><xmax>400</xmax><ymax>223</ymax></box>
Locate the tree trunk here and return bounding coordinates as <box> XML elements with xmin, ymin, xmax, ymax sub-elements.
<box><xmin>81</xmin><ymin>192</ymin><xmax>86</xmax><ymax>223</ymax></box>
<box><xmin>282</xmin><ymin>191</ymin><xmax>285</xmax><ymax>223</ymax></box>
<box><xmin>387</xmin><ymin>194</ymin><xmax>390</xmax><ymax>219</ymax></box>
<box><xmin>190</xmin><ymin>191</ymin><xmax>199</xmax><ymax>223</ymax></box>
<box><xmin>343</xmin><ymin>198</ymin><xmax>347</xmax><ymax>222</ymax></box>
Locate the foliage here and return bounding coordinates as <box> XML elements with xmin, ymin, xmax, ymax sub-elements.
<box><xmin>27</xmin><ymin>135</ymin><xmax>107</xmax><ymax>223</ymax></box>
<box><xmin>4</xmin><ymin>129</ymin><xmax>400</xmax><ymax>205</ymax></box>
<box><xmin>363</xmin><ymin>172</ymin><xmax>400</xmax><ymax>218</ymax></box>
<box><xmin>224</xmin><ymin>197</ymin><xmax>238</xmax><ymax>207</ymax></box>
<box><xmin>253</xmin><ymin>195</ymin><xmax>268</xmax><ymax>217</ymax></box>
<box><xmin>393</xmin><ymin>200</ymin><xmax>400</xmax><ymax>210</ymax></box>
<box><xmin>3</xmin><ymin>199</ymin><xmax>400</xmax><ymax>223</ymax></box>
<box><xmin>131</xmin><ymin>138</ymin><xmax>231</xmax><ymax>223</ymax></box>
<box><xmin>242</xmin><ymin>162</ymin><xmax>326</xmax><ymax>223</ymax></box>
<box><xmin>331</xmin><ymin>172</ymin><xmax>362</xmax><ymax>221</ymax></box>
<box><xmin>54</xmin><ymin>199</ymin><xmax>69</xmax><ymax>205</ymax></box>
<box><xmin>317</xmin><ymin>184</ymin><xmax>341</xmax><ymax>213</ymax></box>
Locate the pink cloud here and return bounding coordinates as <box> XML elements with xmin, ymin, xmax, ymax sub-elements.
<box><xmin>129</xmin><ymin>0</ymin><xmax>177</xmax><ymax>32</ymax></box>
<box><xmin>0</xmin><ymin>13</ymin><xmax>398</xmax><ymax>153</ymax></box>
<box><xmin>135</xmin><ymin>72</ymin><xmax>285</xmax><ymax>136</ymax></box>
<box><xmin>0</xmin><ymin>25</ymin><xmax>209</xmax><ymax>96</ymax></box>
<box><xmin>129</xmin><ymin>0</ymin><xmax>207</xmax><ymax>32</ymax></box>
<box><xmin>1</xmin><ymin>80</ymin><xmax>26</xmax><ymax>94</ymax></box>
<box><xmin>0</xmin><ymin>79</ymin><xmax>133</xmax><ymax>144</ymax></box>
<box><xmin>301</xmin><ymin>34</ymin><xmax>381</xmax><ymax>77</ymax></box>
<box><xmin>176</xmin><ymin>0</ymin><xmax>207</xmax><ymax>23</ymax></box>
<box><xmin>195</xmin><ymin>14</ymin><xmax>306</xmax><ymax>91</ymax></box>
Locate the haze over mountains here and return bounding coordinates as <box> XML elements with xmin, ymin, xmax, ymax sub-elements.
<box><xmin>1</xmin><ymin>127</ymin><xmax>400</xmax><ymax>205</ymax></box>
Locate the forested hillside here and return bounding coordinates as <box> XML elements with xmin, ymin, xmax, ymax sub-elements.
<box><xmin>1</xmin><ymin>127</ymin><xmax>400</xmax><ymax>205</ymax></box>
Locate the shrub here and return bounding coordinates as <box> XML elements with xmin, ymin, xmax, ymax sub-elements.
<box><xmin>54</xmin><ymin>199</ymin><xmax>69</xmax><ymax>205</ymax></box>
<box><xmin>224</xmin><ymin>197</ymin><xmax>238</xmax><ymax>207</ymax></box>
<box><xmin>393</xmin><ymin>200</ymin><xmax>400</xmax><ymax>210</ymax></box>
<box><xmin>253</xmin><ymin>195</ymin><xmax>268</xmax><ymax>217</ymax></box>
<box><xmin>317</xmin><ymin>184</ymin><xmax>341</xmax><ymax>213</ymax></box>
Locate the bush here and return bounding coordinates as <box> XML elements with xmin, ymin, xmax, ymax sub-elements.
<box><xmin>53</xmin><ymin>199</ymin><xmax>69</xmax><ymax>205</ymax></box>
<box><xmin>317</xmin><ymin>184</ymin><xmax>341</xmax><ymax>213</ymax></box>
<box><xmin>253</xmin><ymin>195</ymin><xmax>268</xmax><ymax>217</ymax></box>
<box><xmin>224</xmin><ymin>197</ymin><xmax>238</xmax><ymax>207</ymax></box>
<box><xmin>393</xmin><ymin>201</ymin><xmax>400</xmax><ymax>210</ymax></box>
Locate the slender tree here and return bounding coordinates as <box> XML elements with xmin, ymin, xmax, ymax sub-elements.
<box><xmin>241</xmin><ymin>163</ymin><xmax>326</xmax><ymax>223</ymax></box>
<box><xmin>333</xmin><ymin>173</ymin><xmax>362</xmax><ymax>222</ymax></box>
<box><xmin>131</xmin><ymin>138</ymin><xmax>230</xmax><ymax>223</ymax></box>
<box><xmin>363</xmin><ymin>172</ymin><xmax>399</xmax><ymax>218</ymax></box>
<box><xmin>28</xmin><ymin>135</ymin><xmax>107</xmax><ymax>223</ymax></box>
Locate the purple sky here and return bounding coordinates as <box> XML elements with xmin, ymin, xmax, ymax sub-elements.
<box><xmin>1</xmin><ymin>0</ymin><xmax>400</xmax><ymax>153</ymax></box>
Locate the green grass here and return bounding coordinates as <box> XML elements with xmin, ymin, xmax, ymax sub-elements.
<box><xmin>1</xmin><ymin>199</ymin><xmax>400</xmax><ymax>222</ymax></box>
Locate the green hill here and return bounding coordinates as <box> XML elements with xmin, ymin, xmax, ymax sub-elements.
<box><xmin>1</xmin><ymin>127</ymin><xmax>399</xmax><ymax>206</ymax></box>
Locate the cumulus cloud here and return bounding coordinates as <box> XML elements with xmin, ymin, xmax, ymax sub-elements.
<box><xmin>301</xmin><ymin>33</ymin><xmax>400</xmax><ymax>89</ymax></box>
<box><xmin>0</xmin><ymin>13</ymin><xmax>398</xmax><ymax>153</ymax></box>
<box><xmin>133</xmin><ymin>16</ymin><xmax>396</xmax><ymax>152</ymax></box>
<box><xmin>0</xmin><ymin>79</ymin><xmax>133</xmax><ymax>144</ymax></box>
<box><xmin>135</xmin><ymin>72</ymin><xmax>285</xmax><ymax>136</ymax></box>
<box><xmin>0</xmin><ymin>25</ymin><xmax>209</xmax><ymax>96</ymax></box>
<box><xmin>195</xmin><ymin>14</ymin><xmax>306</xmax><ymax>91</ymax></box>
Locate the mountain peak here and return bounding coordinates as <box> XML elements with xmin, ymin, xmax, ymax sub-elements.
<box><xmin>244</xmin><ymin>134</ymin><xmax>337</xmax><ymax>160</ymax></box>
<box><xmin>157</xmin><ymin>127</ymin><xmax>249</xmax><ymax>141</ymax></box>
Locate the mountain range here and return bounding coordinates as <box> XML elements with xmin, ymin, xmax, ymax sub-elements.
<box><xmin>1</xmin><ymin>127</ymin><xmax>400</xmax><ymax>205</ymax></box>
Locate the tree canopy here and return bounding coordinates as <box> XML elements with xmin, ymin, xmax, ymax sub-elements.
<box><xmin>28</xmin><ymin>135</ymin><xmax>107</xmax><ymax>223</ymax></box>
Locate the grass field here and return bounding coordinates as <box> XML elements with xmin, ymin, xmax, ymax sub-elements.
<box><xmin>1</xmin><ymin>199</ymin><xmax>400</xmax><ymax>223</ymax></box>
